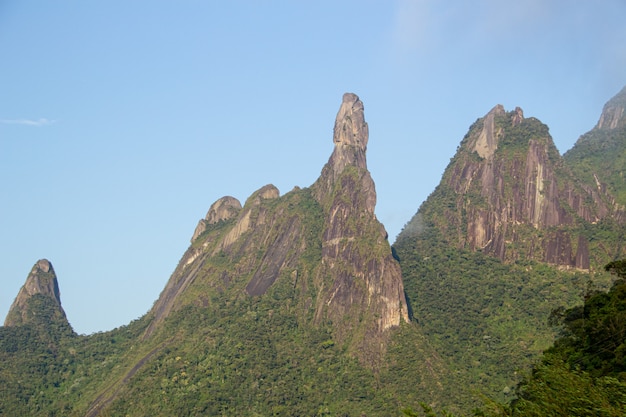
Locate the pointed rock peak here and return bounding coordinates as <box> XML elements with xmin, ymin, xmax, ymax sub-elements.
<box><xmin>4</xmin><ymin>259</ymin><xmax>67</xmax><ymax>327</ymax></box>
<box><xmin>489</xmin><ymin>103</ymin><xmax>506</xmax><ymax>116</ymax></box>
<box><xmin>333</xmin><ymin>92</ymin><xmax>368</xmax><ymax>149</ymax></box>
<box><xmin>325</xmin><ymin>93</ymin><xmax>369</xmax><ymax>179</ymax></box>
<box><xmin>471</xmin><ymin>104</ymin><xmax>505</xmax><ymax>159</ymax></box>
<box><xmin>18</xmin><ymin>259</ymin><xmax>60</xmax><ymax>301</ymax></box>
<box><xmin>468</xmin><ymin>105</ymin><xmax>527</xmax><ymax>158</ymax></box>
<box><xmin>205</xmin><ymin>196</ymin><xmax>242</xmax><ymax>225</ymax></box>
<box><xmin>596</xmin><ymin>85</ymin><xmax>626</xmax><ymax>130</ymax></box>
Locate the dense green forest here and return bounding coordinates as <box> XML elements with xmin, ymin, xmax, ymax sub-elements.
<box><xmin>3</xmin><ymin>256</ymin><xmax>624</xmax><ymax>415</ymax></box>
<box><xmin>0</xmin><ymin>276</ymin><xmax>444</xmax><ymax>416</ymax></box>
<box><xmin>491</xmin><ymin>259</ymin><xmax>626</xmax><ymax>416</ymax></box>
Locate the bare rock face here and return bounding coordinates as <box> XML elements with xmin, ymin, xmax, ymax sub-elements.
<box><xmin>4</xmin><ymin>259</ymin><xmax>68</xmax><ymax>327</ymax></box>
<box><xmin>469</xmin><ymin>104</ymin><xmax>504</xmax><ymax>159</ymax></box>
<box><xmin>145</xmin><ymin>93</ymin><xmax>409</xmax><ymax>364</ymax></box>
<box><xmin>312</xmin><ymin>93</ymin><xmax>409</xmax><ymax>359</ymax></box>
<box><xmin>401</xmin><ymin>105</ymin><xmax>622</xmax><ymax>270</ymax></box>
<box><xmin>191</xmin><ymin>196</ymin><xmax>242</xmax><ymax>242</ymax></box>
<box><xmin>596</xmin><ymin>86</ymin><xmax>626</xmax><ymax>130</ymax></box>
<box><xmin>315</xmin><ymin>93</ymin><xmax>376</xmax><ymax>213</ymax></box>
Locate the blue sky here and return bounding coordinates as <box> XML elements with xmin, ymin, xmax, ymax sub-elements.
<box><xmin>1</xmin><ymin>1</ymin><xmax>625</xmax><ymax>335</ymax></box>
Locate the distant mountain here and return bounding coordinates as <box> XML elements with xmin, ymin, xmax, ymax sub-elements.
<box><xmin>394</xmin><ymin>89</ymin><xmax>626</xmax><ymax>408</ymax></box>
<box><xmin>397</xmin><ymin>103</ymin><xmax>623</xmax><ymax>269</ymax></box>
<box><xmin>564</xmin><ymin>86</ymin><xmax>626</xmax><ymax>207</ymax></box>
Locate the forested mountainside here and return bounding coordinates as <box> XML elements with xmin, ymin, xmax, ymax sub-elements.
<box><xmin>394</xmin><ymin>87</ymin><xmax>626</xmax><ymax>409</ymax></box>
<box><xmin>564</xmin><ymin>86</ymin><xmax>626</xmax><ymax>207</ymax></box>
<box><xmin>2</xmin><ymin>88</ymin><xmax>625</xmax><ymax>416</ymax></box>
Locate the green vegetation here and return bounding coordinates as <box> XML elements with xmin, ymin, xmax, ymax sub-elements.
<box><xmin>564</xmin><ymin>124</ymin><xmax>626</xmax><ymax>206</ymax></box>
<box><xmin>2</xmin><ymin>91</ymin><xmax>625</xmax><ymax>415</ymax></box>
<box><xmin>476</xmin><ymin>259</ymin><xmax>626</xmax><ymax>416</ymax></box>
<box><xmin>393</xmin><ymin>235</ymin><xmax>606</xmax><ymax>410</ymax></box>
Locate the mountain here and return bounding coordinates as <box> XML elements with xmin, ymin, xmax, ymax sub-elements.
<box><xmin>398</xmin><ymin>104</ymin><xmax>623</xmax><ymax>269</ymax></box>
<box><xmin>564</xmin><ymin>86</ymin><xmax>626</xmax><ymax>208</ymax></box>
<box><xmin>394</xmin><ymin>93</ymin><xmax>626</xmax><ymax>407</ymax></box>
<box><xmin>143</xmin><ymin>92</ymin><xmax>409</xmax><ymax>362</ymax></box>
<box><xmin>1</xmin><ymin>93</ymin><xmax>444</xmax><ymax>416</ymax></box>
<box><xmin>4</xmin><ymin>259</ymin><xmax>70</xmax><ymax>330</ymax></box>
<box><xmin>3</xmin><ymin>88</ymin><xmax>625</xmax><ymax>416</ymax></box>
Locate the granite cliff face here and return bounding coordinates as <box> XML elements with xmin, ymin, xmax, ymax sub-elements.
<box><xmin>400</xmin><ymin>104</ymin><xmax>623</xmax><ymax>269</ymax></box>
<box><xmin>311</xmin><ymin>93</ymin><xmax>408</xmax><ymax>342</ymax></box>
<box><xmin>145</xmin><ymin>93</ymin><xmax>408</xmax><ymax>362</ymax></box>
<box><xmin>4</xmin><ymin>259</ymin><xmax>69</xmax><ymax>327</ymax></box>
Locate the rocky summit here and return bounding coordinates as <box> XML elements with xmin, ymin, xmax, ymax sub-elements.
<box><xmin>144</xmin><ymin>92</ymin><xmax>408</xmax><ymax>363</ymax></box>
<box><xmin>399</xmin><ymin>103</ymin><xmax>623</xmax><ymax>269</ymax></box>
<box><xmin>4</xmin><ymin>259</ymin><xmax>68</xmax><ymax>327</ymax></box>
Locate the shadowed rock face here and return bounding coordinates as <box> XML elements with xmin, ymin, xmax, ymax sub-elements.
<box><xmin>144</xmin><ymin>93</ymin><xmax>408</xmax><ymax>363</ymax></box>
<box><xmin>4</xmin><ymin>259</ymin><xmax>68</xmax><ymax>327</ymax></box>
<box><xmin>400</xmin><ymin>104</ymin><xmax>623</xmax><ymax>269</ymax></box>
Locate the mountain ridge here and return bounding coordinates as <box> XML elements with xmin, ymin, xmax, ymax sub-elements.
<box><xmin>397</xmin><ymin>102</ymin><xmax>623</xmax><ymax>269</ymax></box>
<box><xmin>2</xmin><ymin>87</ymin><xmax>626</xmax><ymax>415</ymax></box>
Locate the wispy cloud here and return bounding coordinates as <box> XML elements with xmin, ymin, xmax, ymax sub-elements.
<box><xmin>0</xmin><ymin>118</ymin><xmax>56</xmax><ymax>126</ymax></box>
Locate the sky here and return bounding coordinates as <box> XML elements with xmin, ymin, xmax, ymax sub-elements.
<box><xmin>1</xmin><ymin>1</ymin><xmax>625</xmax><ymax>335</ymax></box>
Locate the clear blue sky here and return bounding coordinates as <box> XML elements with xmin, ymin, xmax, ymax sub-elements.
<box><xmin>1</xmin><ymin>1</ymin><xmax>625</xmax><ymax>335</ymax></box>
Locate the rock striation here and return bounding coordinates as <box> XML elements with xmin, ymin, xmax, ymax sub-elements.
<box><xmin>399</xmin><ymin>103</ymin><xmax>624</xmax><ymax>269</ymax></box>
<box><xmin>4</xmin><ymin>259</ymin><xmax>68</xmax><ymax>327</ymax></box>
<box><xmin>144</xmin><ymin>93</ymin><xmax>408</xmax><ymax>364</ymax></box>
<box><xmin>311</xmin><ymin>93</ymin><xmax>408</xmax><ymax>348</ymax></box>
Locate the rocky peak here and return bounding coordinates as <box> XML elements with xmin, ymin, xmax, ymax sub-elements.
<box><xmin>146</xmin><ymin>93</ymin><xmax>409</xmax><ymax>365</ymax></box>
<box><xmin>400</xmin><ymin>104</ymin><xmax>619</xmax><ymax>270</ymax></box>
<box><xmin>512</xmin><ymin>106</ymin><xmax>524</xmax><ymax>126</ymax></box>
<box><xmin>596</xmin><ymin>86</ymin><xmax>626</xmax><ymax>130</ymax></box>
<box><xmin>315</xmin><ymin>93</ymin><xmax>376</xmax><ymax>214</ymax></box>
<box><xmin>328</xmin><ymin>92</ymin><xmax>369</xmax><ymax>179</ymax></box>
<box><xmin>312</xmin><ymin>93</ymin><xmax>409</xmax><ymax>357</ymax></box>
<box><xmin>191</xmin><ymin>196</ymin><xmax>242</xmax><ymax>242</ymax></box>
<box><xmin>470</xmin><ymin>104</ymin><xmax>505</xmax><ymax>159</ymax></box>
<box><xmin>205</xmin><ymin>196</ymin><xmax>242</xmax><ymax>225</ymax></box>
<box><xmin>4</xmin><ymin>259</ymin><xmax>67</xmax><ymax>327</ymax></box>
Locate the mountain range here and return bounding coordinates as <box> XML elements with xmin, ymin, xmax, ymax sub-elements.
<box><xmin>1</xmin><ymin>87</ymin><xmax>625</xmax><ymax>416</ymax></box>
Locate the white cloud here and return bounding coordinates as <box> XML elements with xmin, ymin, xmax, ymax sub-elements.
<box><xmin>0</xmin><ymin>118</ymin><xmax>56</xmax><ymax>126</ymax></box>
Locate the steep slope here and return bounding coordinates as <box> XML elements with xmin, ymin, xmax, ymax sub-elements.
<box><xmin>73</xmin><ymin>93</ymin><xmax>433</xmax><ymax>416</ymax></box>
<box><xmin>399</xmin><ymin>104</ymin><xmax>623</xmax><ymax>269</ymax></box>
<box><xmin>4</xmin><ymin>259</ymin><xmax>71</xmax><ymax>330</ymax></box>
<box><xmin>564</xmin><ymin>85</ymin><xmax>626</xmax><ymax>208</ymax></box>
<box><xmin>0</xmin><ymin>259</ymin><xmax>80</xmax><ymax>415</ymax></box>
<box><xmin>394</xmin><ymin>99</ymin><xmax>626</xmax><ymax>408</ymax></box>
<box><xmin>144</xmin><ymin>93</ymin><xmax>408</xmax><ymax>360</ymax></box>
